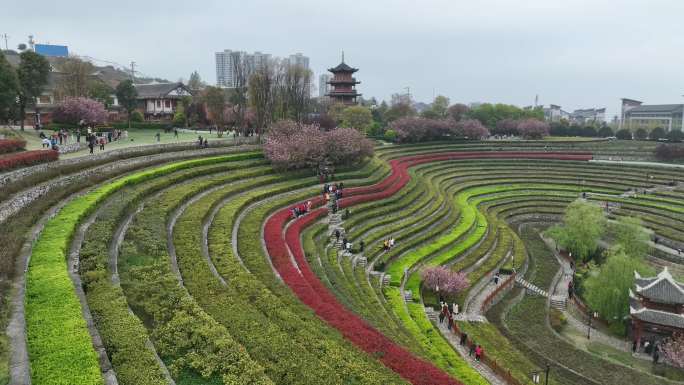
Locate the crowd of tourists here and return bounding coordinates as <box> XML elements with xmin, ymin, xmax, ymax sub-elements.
<box><xmin>382</xmin><ymin>237</ymin><xmax>396</xmax><ymax>251</ymax></box>
<box><xmin>197</xmin><ymin>135</ymin><xmax>209</xmax><ymax>148</ymax></box>
<box><xmin>439</xmin><ymin>301</ymin><xmax>486</xmax><ymax>362</ymax></box>
<box><xmin>290</xmin><ymin>201</ymin><xmax>312</xmax><ymax>218</ymax></box>
<box><xmin>40</xmin><ymin>127</ymin><xmax>128</xmax><ymax>153</ymax></box>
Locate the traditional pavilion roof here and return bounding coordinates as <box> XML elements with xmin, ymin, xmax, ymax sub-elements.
<box><xmin>328</xmin><ymin>62</ymin><xmax>358</xmax><ymax>73</ymax></box>
<box><xmin>630</xmin><ymin>290</ymin><xmax>684</xmax><ymax>329</ymax></box>
<box><xmin>134</xmin><ymin>82</ymin><xmax>193</xmax><ymax>100</ymax></box>
<box><xmin>634</xmin><ymin>268</ymin><xmax>684</xmax><ymax>305</ymax></box>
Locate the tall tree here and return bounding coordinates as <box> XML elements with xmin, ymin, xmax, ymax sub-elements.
<box><xmin>179</xmin><ymin>95</ymin><xmax>192</xmax><ymax>127</ymax></box>
<box><xmin>0</xmin><ymin>52</ymin><xmax>19</xmax><ymax>123</ymax></box>
<box><xmin>16</xmin><ymin>51</ymin><xmax>50</xmax><ymax>130</ymax></box>
<box><xmin>88</xmin><ymin>82</ymin><xmax>114</xmax><ymax>109</ymax></box>
<box><xmin>248</xmin><ymin>62</ymin><xmax>274</xmax><ymax>138</ymax></box>
<box><xmin>548</xmin><ymin>200</ymin><xmax>606</xmax><ymax>261</ymax></box>
<box><xmin>188</xmin><ymin>70</ymin><xmax>204</xmax><ymax>90</ymax></box>
<box><xmin>204</xmin><ymin>86</ymin><xmax>226</xmax><ymax>136</ymax></box>
<box><xmin>612</xmin><ymin>216</ymin><xmax>650</xmax><ymax>260</ymax></box>
<box><xmin>447</xmin><ymin>103</ymin><xmax>469</xmax><ymax>121</ymax></box>
<box><xmin>421</xmin><ymin>95</ymin><xmax>450</xmax><ymax>119</ymax></box>
<box><xmin>280</xmin><ymin>63</ymin><xmax>311</xmax><ymax>122</ymax></box>
<box><xmin>115</xmin><ymin>79</ymin><xmax>138</xmax><ymax>129</ymax></box>
<box><xmin>583</xmin><ymin>247</ymin><xmax>651</xmax><ymax>328</ymax></box>
<box><xmin>54</xmin><ymin>57</ymin><xmax>95</xmax><ymax>98</ymax></box>
<box><xmin>229</xmin><ymin>52</ymin><xmax>250</xmax><ymax>134</ymax></box>
<box><xmin>340</xmin><ymin>105</ymin><xmax>373</xmax><ymax>132</ymax></box>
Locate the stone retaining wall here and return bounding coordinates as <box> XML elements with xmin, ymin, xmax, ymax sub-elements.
<box><xmin>0</xmin><ymin>143</ymin><xmax>260</xmax><ymax>224</ymax></box>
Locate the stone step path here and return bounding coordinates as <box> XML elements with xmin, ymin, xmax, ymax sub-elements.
<box><xmin>514</xmin><ymin>276</ymin><xmax>548</xmax><ymax>297</ymax></box>
<box><xmin>424</xmin><ymin>307</ymin><xmax>507</xmax><ymax>385</ymax></box>
<box><xmin>465</xmin><ymin>275</ymin><xmax>511</xmax><ymax>320</ymax></box>
<box><xmin>550</xmin><ymin>295</ymin><xmax>567</xmax><ymax>310</ymax></box>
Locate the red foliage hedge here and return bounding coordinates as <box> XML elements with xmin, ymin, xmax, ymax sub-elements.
<box><xmin>264</xmin><ymin>151</ymin><xmax>593</xmax><ymax>384</ymax></box>
<box><xmin>0</xmin><ymin>150</ymin><xmax>59</xmax><ymax>172</ymax></box>
<box><xmin>0</xmin><ymin>139</ymin><xmax>28</xmax><ymax>154</ymax></box>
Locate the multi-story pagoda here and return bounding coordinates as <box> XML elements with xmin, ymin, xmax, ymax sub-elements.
<box><xmin>630</xmin><ymin>268</ymin><xmax>684</xmax><ymax>347</ymax></box>
<box><xmin>326</xmin><ymin>53</ymin><xmax>361</xmax><ymax>105</ymax></box>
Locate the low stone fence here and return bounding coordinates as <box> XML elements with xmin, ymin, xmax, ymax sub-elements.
<box><xmin>0</xmin><ymin>138</ymin><xmax>258</xmax><ymax>189</ymax></box>
<box><xmin>0</xmin><ymin>143</ymin><xmax>260</xmax><ymax>224</ymax></box>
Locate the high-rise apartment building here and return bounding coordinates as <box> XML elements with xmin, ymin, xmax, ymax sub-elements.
<box><xmin>215</xmin><ymin>50</ymin><xmax>271</xmax><ymax>88</ymax></box>
<box><xmin>287</xmin><ymin>53</ymin><xmax>310</xmax><ymax>70</ymax></box>
<box><xmin>319</xmin><ymin>74</ymin><xmax>331</xmax><ymax>98</ymax></box>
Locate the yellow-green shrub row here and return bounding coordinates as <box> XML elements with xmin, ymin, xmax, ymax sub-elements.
<box><xmin>25</xmin><ymin>152</ymin><xmax>262</xmax><ymax>385</ymax></box>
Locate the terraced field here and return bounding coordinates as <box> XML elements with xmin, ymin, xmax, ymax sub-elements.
<box><xmin>3</xmin><ymin>140</ymin><xmax>684</xmax><ymax>385</ymax></box>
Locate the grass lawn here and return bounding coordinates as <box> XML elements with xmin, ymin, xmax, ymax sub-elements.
<box><xmin>9</xmin><ymin>127</ymin><xmax>238</xmax><ymax>159</ymax></box>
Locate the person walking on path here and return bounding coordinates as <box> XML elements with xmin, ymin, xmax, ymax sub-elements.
<box><xmin>469</xmin><ymin>343</ymin><xmax>476</xmax><ymax>357</ymax></box>
<box><xmin>174</xmin><ymin>128</ymin><xmax>178</xmax><ymax>138</ymax></box>
<box><xmin>438</xmin><ymin>311</ymin><xmax>445</xmax><ymax>324</ymax></box>
<box><xmin>155</xmin><ymin>132</ymin><xmax>161</xmax><ymax>142</ymax></box>
<box><xmin>99</xmin><ymin>137</ymin><xmax>106</xmax><ymax>151</ymax></box>
<box><xmin>460</xmin><ymin>333</ymin><xmax>468</xmax><ymax>346</ymax></box>
<box><xmin>88</xmin><ymin>135</ymin><xmax>95</xmax><ymax>154</ymax></box>
<box><xmin>475</xmin><ymin>345</ymin><xmax>483</xmax><ymax>362</ymax></box>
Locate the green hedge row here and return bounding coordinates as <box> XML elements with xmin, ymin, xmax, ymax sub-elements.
<box><xmin>24</xmin><ymin>151</ymin><xmax>262</xmax><ymax>384</ymax></box>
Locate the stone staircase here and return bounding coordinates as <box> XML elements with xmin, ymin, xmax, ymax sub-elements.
<box><xmin>425</xmin><ymin>307</ymin><xmax>439</xmax><ymax>322</ymax></box>
<box><xmin>403</xmin><ymin>289</ymin><xmax>413</xmax><ymax>302</ymax></box>
<box><xmin>550</xmin><ymin>295</ymin><xmax>567</xmax><ymax>310</ymax></box>
<box><xmin>381</xmin><ymin>274</ymin><xmax>391</xmax><ymax>287</ymax></box>
<box><xmin>515</xmin><ymin>276</ymin><xmax>548</xmax><ymax>297</ymax></box>
<box><xmin>353</xmin><ymin>256</ymin><xmax>367</xmax><ymax>268</ymax></box>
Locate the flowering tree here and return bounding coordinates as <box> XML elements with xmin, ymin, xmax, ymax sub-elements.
<box><xmin>52</xmin><ymin>97</ymin><xmax>107</xmax><ymax>126</ymax></box>
<box><xmin>661</xmin><ymin>332</ymin><xmax>684</xmax><ymax>368</ymax></box>
<box><xmin>264</xmin><ymin>120</ymin><xmax>373</xmax><ymax>170</ymax></box>
<box><xmin>493</xmin><ymin>118</ymin><xmax>520</xmax><ymax>136</ymax></box>
<box><xmin>421</xmin><ymin>266</ymin><xmax>470</xmax><ymax>296</ymax></box>
<box><xmin>517</xmin><ymin>118</ymin><xmax>550</xmax><ymax>139</ymax></box>
<box><xmin>455</xmin><ymin>119</ymin><xmax>490</xmax><ymax>140</ymax></box>
<box><xmin>389</xmin><ymin>117</ymin><xmax>457</xmax><ymax>143</ymax></box>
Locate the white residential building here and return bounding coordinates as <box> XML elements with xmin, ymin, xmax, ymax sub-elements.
<box><xmin>319</xmin><ymin>74</ymin><xmax>331</xmax><ymax>98</ymax></box>
<box><xmin>215</xmin><ymin>50</ymin><xmax>271</xmax><ymax>88</ymax></box>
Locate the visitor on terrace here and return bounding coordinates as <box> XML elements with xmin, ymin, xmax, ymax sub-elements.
<box><xmin>438</xmin><ymin>310</ymin><xmax>445</xmax><ymax>324</ymax></box>
<box><xmin>389</xmin><ymin>237</ymin><xmax>395</xmax><ymax>248</ymax></box>
<box><xmin>383</xmin><ymin>239</ymin><xmax>390</xmax><ymax>251</ymax></box>
<box><xmin>475</xmin><ymin>345</ymin><xmax>483</xmax><ymax>361</ymax></box>
<box><xmin>87</xmin><ymin>134</ymin><xmax>95</xmax><ymax>154</ymax></box>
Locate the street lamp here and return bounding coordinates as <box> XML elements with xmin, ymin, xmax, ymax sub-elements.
<box><xmin>545</xmin><ymin>364</ymin><xmax>550</xmax><ymax>385</ymax></box>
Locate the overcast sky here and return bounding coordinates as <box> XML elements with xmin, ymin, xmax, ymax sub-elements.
<box><xmin>4</xmin><ymin>0</ymin><xmax>684</xmax><ymax>118</ymax></box>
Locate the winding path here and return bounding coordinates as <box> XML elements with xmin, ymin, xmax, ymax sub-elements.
<box><xmin>263</xmin><ymin>151</ymin><xmax>593</xmax><ymax>385</ymax></box>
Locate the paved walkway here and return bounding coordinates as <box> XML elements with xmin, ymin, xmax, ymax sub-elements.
<box><xmin>465</xmin><ymin>277</ymin><xmax>510</xmax><ymax>321</ymax></box>
<box><xmin>540</xmin><ymin>237</ymin><xmax>653</xmax><ymax>359</ymax></box>
<box><xmin>590</xmin><ymin>159</ymin><xmax>684</xmax><ymax>169</ymax></box>
<box><xmin>426</xmin><ymin>307</ymin><xmax>507</xmax><ymax>385</ymax></box>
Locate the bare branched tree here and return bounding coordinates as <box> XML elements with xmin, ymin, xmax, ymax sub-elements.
<box><xmin>229</xmin><ymin>51</ymin><xmax>251</xmax><ymax>135</ymax></box>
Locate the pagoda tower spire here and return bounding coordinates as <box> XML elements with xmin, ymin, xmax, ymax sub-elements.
<box><xmin>326</xmin><ymin>54</ymin><xmax>361</xmax><ymax>105</ymax></box>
